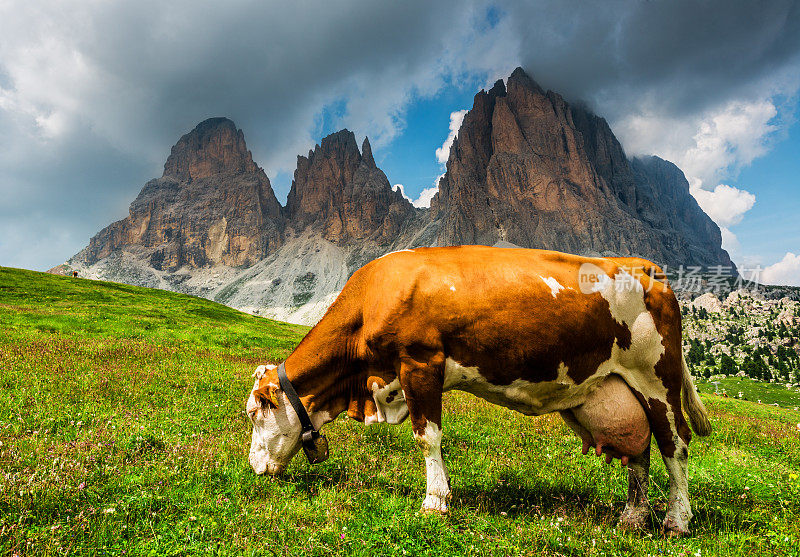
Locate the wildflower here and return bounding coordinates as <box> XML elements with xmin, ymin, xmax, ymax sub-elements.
<box><xmin>103</xmin><ymin>507</ymin><xmax>115</xmax><ymax>514</ymax></box>
<box><xmin>78</xmin><ymin>481</ymin><xmax>86</xmax><ymax>490</ymax></box>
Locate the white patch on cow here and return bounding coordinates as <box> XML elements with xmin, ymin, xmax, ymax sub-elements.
<box><xmin>539</xmin><ymin>275</ymin><xmax>568</xmax><ymax>298</ymax></box>
<box><xmin>363</xmin><ymin>412</ymin><xmax>378</xmax><ymax>426</ymax></box>
<box><xmin>589</xmin><ymin>269</ymin><xmax>669</xmax><ymax>403</ymax></box>
<box><xmin>376</xmin><ymin>249</ymin><xmax>414</xmax><ymax>260</ymax></box>
<box><xmin>441</xmin><ymin>268</ymin><xmax>670</xmax><ymax>422</ymax></box>
<box><xmin>584</xmin><ymin>266</ymin><xmax>696</xmax><ymax>533</ymax></box>
<box><xmin>442</xmin><ymin>358</ymin><xmax>595</xmax><ymax>416</ymax></box>
<box><xmin>368</xmin><ymin>377</ymin><xmax>409</xmax><ymax>425</ymax></box>
<box><xmin>414</xmin><ymin>421</ymin><xmax>450</xmax><ymax>512</ymax></box>
<box><xmin>449</xmin><ymin>285</ymin><xmax>456</xmax><ymax>292</ymax></box>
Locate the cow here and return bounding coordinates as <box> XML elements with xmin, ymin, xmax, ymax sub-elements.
<box><xmin>246</xmin><ymin>246</ymin><xmax>711</xmax><ymax>536</ymax></box>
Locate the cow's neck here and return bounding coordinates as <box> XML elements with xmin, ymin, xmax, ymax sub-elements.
<box><xmin>282</xmin><ymin>293</ymin><xmax>363</xmax><ymax>423</ymax></box>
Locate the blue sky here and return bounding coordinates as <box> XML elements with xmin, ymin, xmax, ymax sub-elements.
<box><xmin>733</xmin><ymin>115</ymin><xmax>800</xmax><ymax>266</ymax></box>
<box><xmin>0</xmin><ymin>0</ymin><xmax>798</xmax><ymax>284</ymax></box>
<box><xmin>271</xmin><ymin>77</ymin><xmax>484</xmax><ymax>205</ymax></box>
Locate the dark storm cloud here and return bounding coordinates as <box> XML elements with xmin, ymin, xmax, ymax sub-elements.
<box><xmin>0</xmin><ymin>0</ymin><xmax>798</xmax><ymax>270</ymax></box>
<box><xmin>0</xmin><ymin>0</ymin><xmax>487</xmax><ymax>269</ymax></box>
<box><xmin>502</xmin><ymin>0</ymin><xmax>800</xmax><ymax>118</ymax></box>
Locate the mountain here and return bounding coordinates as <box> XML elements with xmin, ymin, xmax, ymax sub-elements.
<box><xmin>285</xmin><ymin>130</ymin><xmax>416</xmax><ymax>244</ymax></box>
<box><xmin>426</xmin><ymin>68</ymin><xmax>731</xmax><ymax>267</ymax></box>
<box><xmin>54</xmin><ymin>68</ymin><xmax>734</xmax><ymax>324</ymax></box>
<box><xmin>71</xmin><ymin>118</ymin><xmax>284</xmax><ymax>272</ymax></box>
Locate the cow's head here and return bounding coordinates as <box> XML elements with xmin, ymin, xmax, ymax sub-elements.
<box><xmin>246</xmin><ymin>365</ymin><xmax>303</xmax><ymax>475</ymax></box>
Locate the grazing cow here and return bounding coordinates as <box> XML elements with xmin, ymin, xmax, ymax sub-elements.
<box><xmin>246</xmin><ymin>246</ymin><xmax>711</xmax><ymax>536</ymax></box>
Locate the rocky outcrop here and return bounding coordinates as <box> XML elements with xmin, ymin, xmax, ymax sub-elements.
<box><xmin>427</xmin><ymin>67</ymin><xmax>734</xmax><ymax>268</ymax></box>
<box><xmin>71</xmin><ymin>118</ymin><xmax>284</xmax><ymax>271</ymax></box>
<box><xmin>690</xmin><ymin>292</ymin><xmax>724</xmax><ymax>313</ymax></box>
<box><xmin>285</xmin><ymin>130</ymin><xmax>415</xmax><ymax>244</ymax></box>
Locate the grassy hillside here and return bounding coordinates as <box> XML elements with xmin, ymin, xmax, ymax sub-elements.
<box><xmin>1</xmin><ymin>267</ymin><xmax>800</xmax><ymax>556</ymax></box>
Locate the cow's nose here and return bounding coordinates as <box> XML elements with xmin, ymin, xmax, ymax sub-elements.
<box><xmin>265</xmin><ymin>461</ymin><xmax>286</xmax><ymax>475</ymax></box>
<box><xmin>249</xmin><ymin>453</ymin><xmax>268</xmax><ymax>475</ymax></box>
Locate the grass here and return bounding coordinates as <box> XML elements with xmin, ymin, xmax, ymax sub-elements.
<box><xmin>2</xmin><ymin>266</ymin><xmax>800</xmax><ymax>556</ymax></box>
<box><xmin>697</xmin><ymin>377</ymin><xmax>800</xmax><ymax>409</ymax></box>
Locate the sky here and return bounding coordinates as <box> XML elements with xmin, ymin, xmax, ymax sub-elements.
<box><xmin>1</xmin><ymin>0</ymin><xmax>799</xmax><ymax>285</ymax></box>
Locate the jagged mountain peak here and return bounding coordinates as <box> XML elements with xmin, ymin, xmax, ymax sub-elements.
<box><xmin>361</xmin><ymin>136</ymin><xmax>375</xmax><ymax>167</ymax></box>
<box><xmin>162</xmin><ymin>117</ymin><xmax>259</xmax><ymax>182</ymax></box>
<box><xmin>71</xmin><ymin>117</ymin><xmax>283</xmax><ymax>271</ymax></box>
<box><xmin>432</xmin><ymin>66</ymin><xmax>733</xmax><ymax>269</ymax></box>
<box><xmin>286</xmin><ymin>128</ymin><xmax>413</xmax><ymax>244</ymax></box>
<box><xmin>507</xmin><ymin>66</ymin><xmax>546</xmax><ymax>95</ymax></box>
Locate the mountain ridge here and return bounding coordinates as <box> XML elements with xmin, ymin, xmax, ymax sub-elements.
<box><xmin>54</xmin><ymin>67</ymin><xmax>734</xmax><ymax>324</ymax></box>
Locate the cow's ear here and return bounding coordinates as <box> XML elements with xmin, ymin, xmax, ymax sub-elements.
<box><xmin>254</xmin><ymin>382</ymin><xmax>281</xmax><ymax>408</ymax></box>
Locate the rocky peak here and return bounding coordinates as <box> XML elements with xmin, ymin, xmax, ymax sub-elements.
<box><xmin>286</xmin><ymin>129</ymin><xmax>414</xmax><ymax>244</ymax></box>
<box><xmin>430</xmin><ymin>66</ymin><xmax>733</xmax><ymax>268</ymax></box>
<box><xmin>361</xmin><ymin>136</ymin><xmax>376</xmax><ymax>167</ymax></box>
<box><xmin>162</xmin><ymin>117</ymin><xmax>259</xmax><ymax>181</ymax></box>
<box><xmin>72</xmin><ymin>118</ymin><xmax>284</xmax><ymax>271</ymax></box>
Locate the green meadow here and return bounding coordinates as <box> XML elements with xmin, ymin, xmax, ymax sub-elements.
<box><xmin>1</xmin><ymin>267</ymin><xmax>799</xmax><ymax>556</ymax></box>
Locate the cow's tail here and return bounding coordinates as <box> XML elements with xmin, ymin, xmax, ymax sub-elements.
<box><xmin>681</xmin><ymin>352</ymin><xmax>712</xmax><ymax>436</ymax></box>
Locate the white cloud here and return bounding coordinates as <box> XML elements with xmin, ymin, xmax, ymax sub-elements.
<box><xmin>435</xmin><ymin>109</ymin><xmax>468</xmax><ymax>164</ymax></box>
<box><xmin>761</xmin><ymin>252</ymin><xmax>800</xmax><ymax>286</ymax></box>
<box><xmin>412</xmin><ymin>185</ymin><xmax>439</xmax><ymax>208</ymax></box>
<box><xmin>719</xmin><ymin>227</ymin><xmax>741</xmax><ymax>259</ymax></box>
<box><xmin>417</xmin><ymin>109</ymin><xmax>469</xmax><ymax>210</ymax></box>
<box><xmin>689</xmin><ymin>183</ymin><xmax>756</xmax><ymax>229</ymax></box>
<box><xmin>616</xmin><ymin>97</ymin><xmax>781</xmax><ymax>186</ymax></box>
<box><xmin>615</xmin><ymin>98</ymin><xmax>776</xmax><ymax>250</ymax></box>
<box><xmin>395</xmin><ymin>181</ymin><xmax>439</xmax><ymax>208</ymax></box>
<box><xmin>688</xmin><ymin>183</ymin><xmax>755</xmax><ymax>265</ymax></box>
<box><xmin>392</xmin><ymin>183</ymin><xmax>411</xmax><ymax>201</ymax></box>
<box><xmin>683</xmin><ymin>100</ymin><xmax>778</xmax><ymax>184</ymax></box>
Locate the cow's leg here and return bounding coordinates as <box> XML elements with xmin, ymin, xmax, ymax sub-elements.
<box><xmin>619</xmin><ymin>442</ymin><xmax>651</xmax><ymax>529</ymax></box>
<box><xmin>398</xmin><ymin>357</ymin><xmax>450</xmax><ymax>513</ymax></box>
<box><xmin>648</xmin><ymin>397</ymin><xmax>693</xmax><ymax>536</ymax></box>
<box><xmin>661</xmin><ymin>436</ymin><xmax>692</xmax><ymax>536</ymax></box>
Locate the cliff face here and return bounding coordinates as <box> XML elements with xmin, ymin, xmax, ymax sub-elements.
<box><xmin>72</xmin><ymin>118</ymin><xmax>284</xmax><ymax>271</ymax></box>
<box><xmin>60</xmin><ymin>67</ymin><xmax>735</xmax><ymax>324</ymax></box>
<box><xmin>285</xmin><ymin>130</ymin><xmax>415</xmax><ymax>244</ymax></box>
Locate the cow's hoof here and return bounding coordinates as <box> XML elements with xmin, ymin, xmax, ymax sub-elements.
<box><xmin>662</xmin><ymin>516</ymin><xmax>691</xmax><ymax>537</ymax></box>
<box><xmin>619</xmin><ymin>505</ymin><xmax>650</xmax><ymax>530</ymax></box>
<box><xmin>421</xmin><ymin>495</ymin><xmax>449</xmax><ymax>514</ymax></box>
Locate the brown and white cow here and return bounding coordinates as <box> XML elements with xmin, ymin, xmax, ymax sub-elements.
<box><xmin>246</xmin><ymin>246</ymin><xmax>711</xmax><ymax>535</ymax></box>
